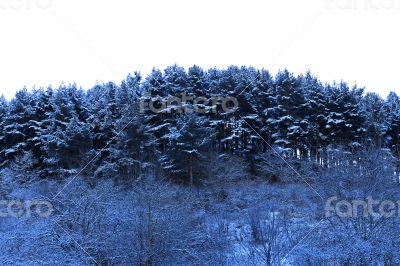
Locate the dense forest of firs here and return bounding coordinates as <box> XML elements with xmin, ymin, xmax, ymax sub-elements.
<box><xmin>1</xmin><ymin>65</ymin><xmax>400</xmax><ymax>265</ymax></box>
<box><xmin>0</xmin><ymin>65</ymin><xmax>399</xmax><ymax>181</ymax></box>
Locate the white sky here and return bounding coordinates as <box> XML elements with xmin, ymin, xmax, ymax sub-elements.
<box><xmin>0</xmin><ymin>0</ymin><xmax>399</xmax><ymax>100</ymax></box>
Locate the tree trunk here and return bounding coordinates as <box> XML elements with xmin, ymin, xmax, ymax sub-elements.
<box><xmin>189</xmin><ymin>156</ymin><xmax>193</xmax><ymax>186</ymax></box>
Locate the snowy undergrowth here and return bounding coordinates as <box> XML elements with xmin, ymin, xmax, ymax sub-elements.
<box><xmin>0</xmin><ymin>168</ymin><xmax>322</xmax><ymax>265</ymax></box>
<box><xmin>1</xmin><ymin>152</ymin><xmax>400</xmax><ymax>266</ymax></box>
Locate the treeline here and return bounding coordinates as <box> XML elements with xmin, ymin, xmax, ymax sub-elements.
<box><xmin>0</xmin><ymin>65</ymin><xmax>399</xmax><ymax>183</ymax></box>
